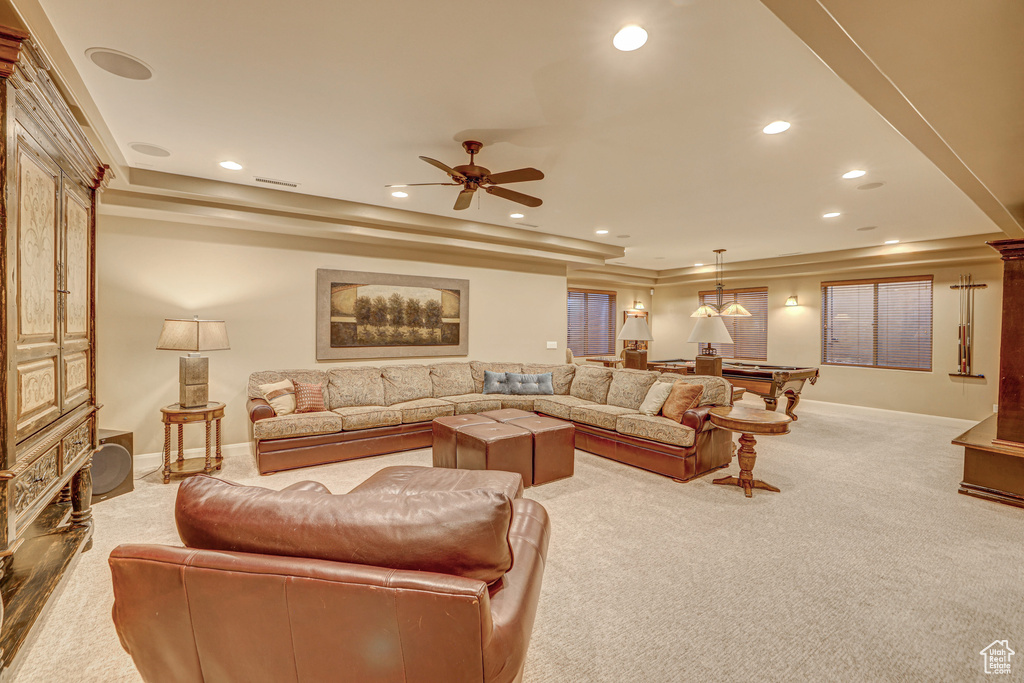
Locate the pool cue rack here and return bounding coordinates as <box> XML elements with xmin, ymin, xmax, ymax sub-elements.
<box><xmin>949</xmin><ymin>274</ymin><xmax>987</xmax><ymax>379</ymax></box>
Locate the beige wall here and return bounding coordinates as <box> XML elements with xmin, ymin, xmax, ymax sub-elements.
<box><xmin>97</xmin><ymin>215</ymin><xmax>569</xmax><ymax>454</ymax></box>
<box><xmin>654</xmin><ymin>261</ymin><xmax>1002</xmax><ymax>420</ymax></box>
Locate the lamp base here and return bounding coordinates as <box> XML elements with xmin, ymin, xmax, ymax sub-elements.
<box><xmin>624</xmin><ymin>349</ymin><xmax>648</xmax><ymax>370</ymax></box>
<box><xmin>179</xmin><ymin>355</ymin><xmax>209</xmax><ymax>408</ymax></box>
<box><xmin>695</xmin><ymin>355</ymin><xmax>723</xmax><ymax>377</ymax></box>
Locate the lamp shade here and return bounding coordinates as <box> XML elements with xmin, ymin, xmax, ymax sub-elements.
<box><xmin>157</xmin><ymin>318</ymin><xmax>230</xmax><ymax>352</ymax></box>
<box><xmin>617</xmin><ymin>316</ymin><xmax>654</xmax><ymax>342</ymax></box>
<box><xmin>719</xmin><ymin>301</ymin><xmax>752</xmax><ymax>316</ymax></box>
<box><xmin>690</xmin><ymin>303</ymin><xmax>719</xmax><ymax>318</ymax></box>
<box><xmin>686</xmin><ymin>316</ymin><xmax>733</xmax><ymax>344</ymax></box>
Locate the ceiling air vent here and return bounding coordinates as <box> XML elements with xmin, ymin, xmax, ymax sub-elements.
<box><xmin>254</xmin><ymin>176</ymin><xmax>300</xmax><ymax>188</ymax></box>
<box><xmin>519</xmin><ymin>222</ymin><xmax>539</xmax><ymax>228</ymax></box>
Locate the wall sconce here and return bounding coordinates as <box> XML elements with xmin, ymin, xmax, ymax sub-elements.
<box><xmin>632</xmin><ymin>300</ymin><xmax>645</xmax><ymax>310</ymax></box>
<box><xmin>785</xmin><ymin>296</ymin><xmax>799</xmax><ymax>307</ymax></box>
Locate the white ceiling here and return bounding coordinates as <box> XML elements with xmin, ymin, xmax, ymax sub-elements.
<box><xmin>36</xmin><ymin>0</ymin><xmax>996</xmax><ymax>269</ymax></box>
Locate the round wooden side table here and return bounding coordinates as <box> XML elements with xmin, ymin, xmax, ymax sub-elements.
<box><xmin>160</xmin><ymin>402</ymin><xmax>225</xmax><ymax>484</ymax></box>
<box><xmin>708</xmin><ymin>405</ymin><xmax>791</xmax><ymax>498</ymax></box>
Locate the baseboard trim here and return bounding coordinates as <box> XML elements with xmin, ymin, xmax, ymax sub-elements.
<box><xmin>133</xmin><ymin>442</ymin><xmax>253</xmax><ymax>479</ymax></box>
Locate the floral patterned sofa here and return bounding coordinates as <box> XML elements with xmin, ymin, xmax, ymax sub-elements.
<box><xmin>246</xmin><ymin>362</ymin><xmax>733</xmax><ymax>481</ymax></box>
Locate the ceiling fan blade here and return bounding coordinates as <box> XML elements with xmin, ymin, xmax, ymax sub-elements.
<box><xmin>453</xmin><ymin>188</ymin><xmax>475</xmax><ymax>210</ymax></box>
<box><xmin>385</xmin><ymin>183</ymin><xmax>460</xmax><ymax>187</ymax></box>
<box><xmin>419</xmin><ymin>156</ymin><xmax>466</xmax><ymax>180</ymax></box>
<box><xmin>485</xmin><ymin>167</ymin><xmax>544</xmax><ymax>185</ymax></box>
<box><xmin>484</xmin><ymin>185</ymin><xmax>543</xmax><ymax>208</ymax></box>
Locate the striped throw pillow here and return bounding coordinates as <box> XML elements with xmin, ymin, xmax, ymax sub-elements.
<box><xmin>259</xmin><ymin>379</ymin><xmax>296</xmax><ymax>416</ymax></box>
<box><xmin>294</xmin><ymin>381</ymin><xmax>326</xmax><ymax>413</ymax></box>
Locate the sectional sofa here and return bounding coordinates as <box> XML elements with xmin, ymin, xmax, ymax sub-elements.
<box><xmin>247</xmin><ymin>361</ymin><xmax>734</xmax><ymax>481</ymax></box>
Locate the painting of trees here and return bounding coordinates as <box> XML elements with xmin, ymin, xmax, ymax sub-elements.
<box><xmin>329</xmin><ymin>280</ymin><xmax>461</xmax><ymax>348</ymax></box>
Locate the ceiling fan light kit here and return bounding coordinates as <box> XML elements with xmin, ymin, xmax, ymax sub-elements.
<box><xmin>391</xmin><ymin>140</ymin><xmax>544</xmax><ymax>211</ymax></box>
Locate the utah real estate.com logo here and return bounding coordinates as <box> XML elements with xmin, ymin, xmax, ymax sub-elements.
<box><xmin>980</xmin><ymin>640</ymin><xmax>1014</xmax><ymax>675</ymax></box>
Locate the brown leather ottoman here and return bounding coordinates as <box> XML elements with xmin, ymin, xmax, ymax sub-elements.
<box><xmin>432</xmin><ymin>414</ymin><xmax>496</xmax><ymax>468</ymax></box>
<box><xmin>351</xmin><ymin>464</ymin><xmax>524</xmax><ymax>500</ymax></box>
<box><xmin>508</xmin><ymin>415</ymin><xmax>575</xmax><ymax>485</ymax></box>
<box><xmin>456</xmin><ymin>422</ymin><xmax>533</xmax><ymax>485</ymax></box>
<box><xmin>478</xmin><ymin>408</ymin><xmax>536</xmax><ymax>423</ymax></box>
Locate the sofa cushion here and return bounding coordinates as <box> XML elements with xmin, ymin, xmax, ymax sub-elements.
<box><xmin>570</xmin><ymin>404</ymin><xmax>638</xmax><ymax>430</ymax></box>
<box><xmin>506</xmin><ymin>372</ymin><xmax>554</xmax><ymax>396</ymax></box>
<box><xmin>662</xmin><ymin>382</ymin><xmax>704</xmax><ymax>422</ymax></box>
<box><xmin>639</xmin><ymin>381</ymin><xmax>674</xmax><ymax>416</ymax></box>
<box><xmin>429</xmin><ymin>362</ymin><xmax>475</xmax><ymax>397</ymax></box>
<box><xmin>248</xmin><ymin>370</ymin><xmax>328</xmax><ymax>400</ymax></box>
<box><xmin>520</xmin><ymin>364</ymin><xmax>575</xmax><ymax>394</ymax></box>
<box><xmin>616</xmin><ymin>414</ymin><xmax>697</xmax><ymax>448</ymax></box>
<box><xmin>176</xmin><ymin>475</ymin><xmax>515</xmax><ymax>584</ymax></box>
<box><xmin>437</xmin><ymin>394</ymin><xmax>504</xmax><ymax>415</ymax></box>
<box><xmin>382</xmin><ymin>365</ymin><xmax>434</xmax><ymax>405</ymax></box>
<box><xmin>259</xmin><ymin>379</ymin><xmax>296</xmax><ymax>416</ymax></box>
<box><xmin>499</xmin><ymin>396</ymin><xmax>539</xmax><ymax>411</ymax></box>
<box><xmin>658</xmin><ymin>374</ymin><xmax>732</xmax><ymax>407</ymax></box>
<box><xmin>253</xmin><ymin>411</ymin><xmax>345</xmax><ymax>440</ymax></box>
<box><xmin>534</xmin><ymin>395</ymin><xmax>597</xmax><ymax>420</ymax></box>
<box><xmin>390</xmin><ymin>397</ymin><xmax>455</xmax><ymax>423</ymax></box>
<box><xmin>605</xmin><ymin>369</ymin><xmax>659</xmax><ymax>409</ymax></box>
<box><xmin>327</xmin><ymin>367</ymin><xmax>385</xmax><ymax>408</ymax></box>
<box><xmin>332</xmin><ymin>405</ymin><xmax>402</xmax><ymax>430</ymax></box>
<box><xmin>569</xmin><ymin>365</ymin><xmax>614</xmax><ymax>403</ymax></box>
<box><xmin>470</xmin><ymin>361</ymin><xmax>523</xmax><ymax>392</ymax></box>
<box><xmin>483</xmin><ymin>370</ymin><xmax>510</xmax><ymax>394</ymax></box>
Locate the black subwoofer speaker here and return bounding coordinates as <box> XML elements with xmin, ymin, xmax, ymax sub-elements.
<box><xmin>93</xmin><ymin>429</ymin><xmax>134</xmax><ymax>503</ymax></box>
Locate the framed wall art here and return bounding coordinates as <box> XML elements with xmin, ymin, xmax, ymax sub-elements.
<box><xmin>316</xmin><ymin>269</ymin><xmax>469</xmax><ymax>360</ymax></box>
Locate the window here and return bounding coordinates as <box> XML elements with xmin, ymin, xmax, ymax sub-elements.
<box><xmin>697</xmin><ymin>287</ymin><xmax>768</xmax><ymax>361</ymax></box>
<box><xmin>821</xmin><ymin>276</ymin><xmax>933</xmax><ymax>370</ymax></box>
<box><xmin>567</xmin><ymin>289</ymin><xmax>616</xmax><ymax>356</ymax></box>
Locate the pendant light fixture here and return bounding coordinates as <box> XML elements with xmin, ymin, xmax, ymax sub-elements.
<box><xmin>690</xmin><ymin>249</ymin><xmax>751</xmax><ymax>317</ymax></box>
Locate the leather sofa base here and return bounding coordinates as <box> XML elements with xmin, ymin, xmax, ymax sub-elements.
<box><xmin>256</xmin><ymin>422</ymin><xmax>433</xmax><ymax>474</ymax></box>
<box><xmin>573</xmin><ymin>422</ymin><xmax>733</xmax><ymax>482</ymax></box>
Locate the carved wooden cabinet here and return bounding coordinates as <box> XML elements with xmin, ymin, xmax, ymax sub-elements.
<box><xmin>0</xmin><ymin>26</ymin><xmax>109</xmax><ymax>670</ymax></box>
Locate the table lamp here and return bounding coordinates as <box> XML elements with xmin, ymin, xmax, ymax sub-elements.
<box><xmin>687</xmin><ymin>315</ymin><xmax>732</xmax><ymax>376</ymax></box>
<box><xmin>157</xmin><ymin>316</ymin><xmax>230</xmax><ymax>408</ymax></box>
<box><xmin>617</xmin><ymin>315</ymin><xmax>654</xmax><ymax>370</ymax></box>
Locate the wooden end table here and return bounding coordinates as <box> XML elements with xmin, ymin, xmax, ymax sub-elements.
<box><xmin>708</xmin><ymin>405</ymin><xmax>791</xmax><ymax>498</ymax></box>
<box><xmin>160</xmin><ymin>402</ymin><xmax>225</xmax><ymax>484</ymax></box>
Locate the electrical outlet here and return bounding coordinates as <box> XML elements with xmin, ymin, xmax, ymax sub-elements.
<box><xmin>546</xmin><ymin>341</ymin><xmax>558</xmax><ymax>349</ymax></box>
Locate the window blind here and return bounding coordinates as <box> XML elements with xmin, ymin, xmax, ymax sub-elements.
<box><xmin>567</xmin><ymin>289</ymin><xmax>616</xmax><ymax>356</ymax></box>
<box><xmin>697</xmin><ymin>287</ymin><xmax>768</xmax><ymax>361</ymax></box>
<box><xmin>821</xmin><ymin>276</ymin><xmax>933</xmax><ymax>371</ymax></box>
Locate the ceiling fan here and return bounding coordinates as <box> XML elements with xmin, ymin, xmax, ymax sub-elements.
<box><xmin>388</xmin><ymin>140</ymin><xmax>544</xmax><ymax>211</ymax></box>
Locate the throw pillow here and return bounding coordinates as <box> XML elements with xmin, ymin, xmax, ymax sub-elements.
<box><xmin>661</xmin><ymin>381</ymin><xmax>704</xmax><ymax>422</ymax></box>
<box><xmin>294</xmin><ymin>381</ymin><xmax>326</xmax><ymax>413</ymax></box>
<box><xmin>639</xmin><ymin>381</ymin><xmax>675</xmax><ymax>416</ymax></box>
<box><xmin>505</xmin><ymin>372</ymin><xmax>554</xmax><ymax>396</ymax></box>
<box><xmin>259</xmin><ymin>379</ymin><xmax>296</xmax><ymax>416</ymax></box>
<box><xmin>482</xmin><ymin>370</ymin><xmax>510</xmax><ymax>394</ymax></box>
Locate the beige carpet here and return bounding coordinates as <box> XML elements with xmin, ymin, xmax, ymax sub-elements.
<box><xmin>14</xmin><ymin>398</ymin><xmax>1024</xmax><ymax>682</ymax></box>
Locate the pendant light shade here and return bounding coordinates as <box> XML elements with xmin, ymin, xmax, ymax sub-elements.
<box><xmin>690</xmin><ymin>303</ymin><xmax>719</xmax><ymax>318</ymax></box>
<box><xmin>719</xmin><ymin>301</ymin><xmax>752</xmax><ymax>317</ymax></box>
<box><xmin>690</xmin><ymin>248</ymin><xmax>749</xmax><ymax>317</ymax></box>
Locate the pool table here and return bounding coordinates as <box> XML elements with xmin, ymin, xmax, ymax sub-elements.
<box><xmin>648</xmin><ymin>359</ymin><xmax>819</xmax><ymax>420</ymax></box>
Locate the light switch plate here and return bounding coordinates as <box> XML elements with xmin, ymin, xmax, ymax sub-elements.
<box><xmin>546</xmin><ymin>341</ymin><xmax>558</xmax><ymax>349</ymax></box>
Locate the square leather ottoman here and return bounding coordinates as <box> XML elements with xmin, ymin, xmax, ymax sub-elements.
<box><xmin>432</xmin><ymin>414</ymin><xmax>496</xmax><ymax>468</ymax></box>
<box><xmin>478</xmin><ymin>408</ymin><xmax>536</xmax><ymax>423</ymax></box>
<box><xmin>456</xmin><ymin>422</ymin><xmax>533</xmax><ymax>485</ymax></box>
<box><xmin>351</xmin><ymin>465</ymin><xmax>524</xmax><ymax>500</ymax></box>
<box><xmin>508</xmin><ymin>415</ymin><xmax>575</xmax><ymax>485</ymax></box>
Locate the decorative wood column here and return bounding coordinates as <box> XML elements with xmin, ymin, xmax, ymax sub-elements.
<box><xmin>954</xmin><ymin>238</ymin><xmax>1024</xmax><ymax>508</ymax></box>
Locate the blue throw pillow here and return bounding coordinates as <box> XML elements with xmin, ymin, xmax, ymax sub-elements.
<box><xmin>506</xmin><ymin>372</ymin><xmax>554</xmax><ymax>396</ymax></box>
<box><xmin>482</xmin><ymin>370</ymin><xmax>510</xmax><ymax>394</ymax></box>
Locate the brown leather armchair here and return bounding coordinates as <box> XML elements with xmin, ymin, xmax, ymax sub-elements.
<box><xmin>109</xmin><ymin>468</ymin><xmax>550</xmax><ymax>683</ymax></box>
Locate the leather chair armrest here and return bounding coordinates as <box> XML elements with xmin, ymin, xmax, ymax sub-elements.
<box><xmin>681</xmin><ymin>405</ymin><xmax>714</xmax><ymax>432</ymax></box>
<box><xmin>247</xmin><ymin>398</ymin><xmax>275</xmax><ymax>423</ymax></box>
<box><xmin>280</xmin><ymin>480</ymin><xmax>333</xmax><ymax>494</ymax></box>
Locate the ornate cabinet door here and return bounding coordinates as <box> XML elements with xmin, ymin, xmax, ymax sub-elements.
<box><xmin>11</xmin><ymin>127</ymin><xmax>62</xmax><ymax>443</ymax></box>
<box><xmin>60</xmin><ymin>181</ymin><xmax>92</xmax><ymax>412</ymax></box>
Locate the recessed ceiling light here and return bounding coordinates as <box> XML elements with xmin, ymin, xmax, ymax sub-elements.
<box><xmin>823</xmin><ymin>212</ymin><xmax>841</xmax><ymax>218</ymax></box>
<box><xmin>694</xmin><ymin>263</ymin><xmax>704</xmax><ymax>267</ymax></box>
<box><xmin>884</xmin><ymin>239</ymin><xmax>900</xmax><ymax>244</ymax></box>
<box><xmin>129</xmin><ymin>142</ymin><xmax>170</xmax><ymax>157</ymax></box>
<box><xmin>596</xmin><ymin>229</ymin><xmax>609</xmax><ymax>235</ymax></box>
<box><xmin>86</xmin><ymin>48</ymin><xmax>153</xmax><ymax>80</ymax></box>
<box><xmin>391</xmin><ymin>191</ymin><xmax>408</xmax><ymax>198</ymax></box>
<box><xmin>842</xmin><ymin>169</ymin><xmax>866</xmax><ymax>179</ymax></box>
<box><xmin>762</xmin><ymin>121</ymin><xmax>791</xmax><ymax>135</ymax></box>
<box><xmin>510</xmin><ymin>213</ymin><xmax>524</xmax><ymax>219</ymax></box>
<box><xmin>613</xmin><ymin>26</ymin><xmax>648</xmax><ymax>52</ymax></box>
<box><xmin>219</xmin><ymin>161</ymin><xmax>243</xmax><ymax>170</ymax></box>
<box><xmin>858</xmin><ymin>182</ymin><xmax>884</xmax><ymax>190</ymax></box>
